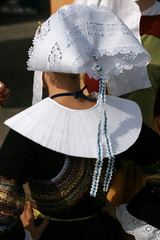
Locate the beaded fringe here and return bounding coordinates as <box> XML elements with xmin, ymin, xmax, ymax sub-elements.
<box><xmin>90</xmin><ymin>64</ymin><xmax>115</xmax><ymax>197</ymax></box>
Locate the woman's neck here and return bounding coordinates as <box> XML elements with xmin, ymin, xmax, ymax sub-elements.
<box><xmin>46</xmin><ymin>72</ymin><xmax>96</xmax><ymax>110</ymax></box>
<box><xmin>136</xmin><ymin>0</ymin><xmax>157</xmax><ymax>12</ymax></box>
<box><xmin>48</xmin><ymin>74</ymin><xmax>81</xmax><ymax>97</ymax></box>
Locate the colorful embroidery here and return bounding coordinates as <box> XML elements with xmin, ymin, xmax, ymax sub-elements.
<box><xmin>141</xmin><ymin>160</ymin><xmax>160</xmax><ymax>194</ymax></box>
<box><xmin>0</xmin><ymin>176</ymin><xmax>25</xmax><ymax>233</ymax></box>
<box><xmin>24</xmin><ymin>156</ymin><xmax>106</xmax><ymax>216</ymax></box>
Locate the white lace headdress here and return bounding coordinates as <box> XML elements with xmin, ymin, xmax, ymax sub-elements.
<box><xmin>27</xmin><ymin>4</ymin><xmax>150</xmax><ymax>105</ymax></box>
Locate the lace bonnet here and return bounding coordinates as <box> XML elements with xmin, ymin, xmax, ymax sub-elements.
<box><xmin>27</xmin><ymin>4</ymin><xmax>150</xmax><ymax>105</ymax></box>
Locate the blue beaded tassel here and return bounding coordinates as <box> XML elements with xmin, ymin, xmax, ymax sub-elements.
<box><xmin>90</xmin><ymin>62</ymin><xmax>115</xmax><ymax>197</ymax></box>
<box><xmin>103</xmin><ymin>108</ymin><xmax>115</xmax><ymax>192</ymax></box>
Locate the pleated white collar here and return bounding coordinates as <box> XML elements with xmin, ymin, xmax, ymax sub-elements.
<box><xmin>5</xmin><ymin>96</ymin><xmax>142</xmax><ymax>158</ymax></box>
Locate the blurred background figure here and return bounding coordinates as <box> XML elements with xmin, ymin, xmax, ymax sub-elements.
<box><xmin>0</xmin><ymin>0</ymin><xmax>43</xmax><ymax>15</ymax></box>
<box><xmin>0</xmin><ymin>0</ymin><xmax>50</xmax><ymax>147</ymax></box>
<box><xmin>0</xmin><ymin>82</ymin><xmax>10</xmax><ymax>106</ymax></box>
<box><xmin>122</xmin><ymin>0</ymin><xmax>160</xmax><ymax>130</ymax></box>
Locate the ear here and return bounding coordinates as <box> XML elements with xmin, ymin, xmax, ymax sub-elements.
<box><xmin>42</xmin><ymin>72</ymin><xmax>54</xmax><ymax>88</ymax></box>
<box><xmin>43</xmin><ymin>72</ymin><xmax>57</xmax><ymax>88</ymax></box>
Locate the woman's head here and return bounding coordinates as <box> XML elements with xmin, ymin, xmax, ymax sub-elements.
<box><xmin>42</xmin><ymin>72</ymin><xmax>80</xmax><ymax>90</ymax></box>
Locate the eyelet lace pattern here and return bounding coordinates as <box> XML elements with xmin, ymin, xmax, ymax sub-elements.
<box><xmin>116</xmin><ymin>204</ymin><xmax>160</xmax><ymax>240</ymax></box>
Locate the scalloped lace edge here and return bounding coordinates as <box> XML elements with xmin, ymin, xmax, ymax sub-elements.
<box><xmin>116</xmin><ymin>204</ymin><xmax>160</xmax><ymax>240</ymax></box>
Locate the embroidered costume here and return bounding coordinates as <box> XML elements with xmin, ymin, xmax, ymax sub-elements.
<box><xmin>0</xmin><ymin>3</ymin><xmax>158</xmax><ymax>240</ymax></box>
<box><xmin>0</xmin><ymin>124</ymin><xmax>159</xmax><ymax>240</ymax></box>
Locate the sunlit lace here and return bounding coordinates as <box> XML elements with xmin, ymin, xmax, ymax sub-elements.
<box><xmin>27</xmin><ymin>4</ymin><xmax>150</xmax><ymax>103</ymax></box>
<box><xmin>27</xmin><ymin>4</ymin><xmax>149</xmax><ymax>77</ymax></box>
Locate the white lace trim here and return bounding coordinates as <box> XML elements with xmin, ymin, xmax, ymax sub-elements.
<box><xmin>32</xmin><ymin>71</ymin><xmax>43</xmax><ymax>105</ymax></box>
<box><xmin>108</xmin><ymin>66</ymin><xmax>150</xmax><ymax>97</ymax></box>
<box><xmin>71</xmin><ymin>45</ymin><xmax>149</xmax><ymax>79</ymax></box>
<box><xmin>116</xmin><ymin>204</ymin><xmax>160</xmax><ymax>240</ymax></box>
